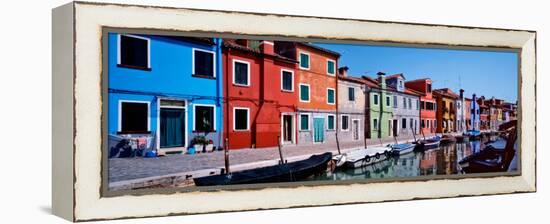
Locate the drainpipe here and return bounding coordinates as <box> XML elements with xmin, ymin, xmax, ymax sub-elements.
<box><xmin>225</xmin><ymin>48</ymin><xmax>230</xmax><ymax>150</ymax></box>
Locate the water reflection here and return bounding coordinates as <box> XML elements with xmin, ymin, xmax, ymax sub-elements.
<box><xmin>312</xmin><ymin>135</ymin><xmax>513</xmax><ymax>181</ymax></box>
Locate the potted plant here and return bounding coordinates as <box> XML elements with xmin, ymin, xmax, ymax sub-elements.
<box><xmin>190</xmin><ymin>135</ymin><xmax>207</xmax><ymax>154</ymax></box>
<box><xmin>205</xmin><ymin>139</ymin><xmax>215</xmax><ymax>152</ymax></box>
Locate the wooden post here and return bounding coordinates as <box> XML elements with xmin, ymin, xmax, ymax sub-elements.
<box><xmin>335</xmin><ymin>132</ymin><xmax>342</xmax><ymax>155</ymax></box>
<box><xmin>364</xmin><ymin>136</ymin><xmax>367</xmax><ymax>149</ymax></box>
<box><xmin>277</xmin><ymin>136</ymin><xmax>285</xmax><ymax>164</ymax></box>
<box><xmin>224</xmin><ymin>138</ymin><xmax>230</xmax><ymax>174</ymax></box>
<box><xmin>410</xmin><ymin>126</ymin><xmax>417</xmax><ymax>142</ymax></box>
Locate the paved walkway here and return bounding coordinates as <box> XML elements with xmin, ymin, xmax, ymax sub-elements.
<box><xmin>109</xmin><ymin>133</ymin><xmax>437</xmax><ymax>187</ymax></box>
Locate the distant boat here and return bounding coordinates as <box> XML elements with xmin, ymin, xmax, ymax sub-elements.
<box><xmin>389</xmin><ymin>143</ymin><xmax>416</xmax><ymax>156</ymax></box>
<box><xmin>414</xmin><ymin>136</ymin><xmax>441</xmax><ymax>151</ymax></box>
<box><xmin>440</xmin><ymin>134</ymin><xmax>457</xmax><ymax>145</ymax></box>
<box><xmin>193</xmin><ymin>152</ymin><xmax>333</xmax><ymax>186</ymax></box>
<box><xmin>333</xmin><ymin>146</ymin><xmax>393</xmax><ymax>169</ymax></box>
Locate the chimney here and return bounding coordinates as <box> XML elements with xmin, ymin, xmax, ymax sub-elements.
<box><xmin>377</xmin><ymin>72</ymin><xmax>386</xmax><ymax>88</ymax></box>
<box><xmin>338</xmin><ymin>66</ymin><xmax>349</xmax><ymax>77</ymax></box>
<box><xmin>459</xmin><ymin>89</ymin><xmax>464</xmax><ymax>99</ymax></box>
<box><xmin>260</xmin><ymin>40</ymin><xmax>274</xmax><ymax>55</ymax></box>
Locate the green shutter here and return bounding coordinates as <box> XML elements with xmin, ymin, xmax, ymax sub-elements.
<box><xmin>300</xmin><ymin>53</ymin><xmax>309</xmax><ymax>68</ymax></box>
<box><xmin>300</xmin><ymin>115</ymin><xmax>309</xmax><ymax>130</ymax></box>
<box><xmin>300</xmin><ymin>85</ymin><xmax>310</xmax><ymax>101</ymax></box>
<box><xmin>327</xmin><ymin>61</ymin><xmax>335</xmax><ymax>74</ymax></box>
<box><xmin>328</xmin><ymin>116</ymin><xmax>334</xmax><ymax>130</ymax></box>
<box><xmin>328</xmin><ymin>89</ymin><xmax>335</xmax><ymax>104</ymax></box>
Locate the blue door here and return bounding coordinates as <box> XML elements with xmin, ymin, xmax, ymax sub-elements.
<box><xmin>160</xmin><ymin>108</ymin><xmax>185</xmax><ymax>148</ymax></box>
<box><xmin>313</xmin><ymin>117</ymin><xmax>324</xmax><ymax>143</ymax></box>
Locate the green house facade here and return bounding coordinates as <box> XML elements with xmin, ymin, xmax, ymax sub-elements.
<box><xmin>365</xmin><ymin>73</ymin><xmax>394</xmax><ymax>139</ymax></box>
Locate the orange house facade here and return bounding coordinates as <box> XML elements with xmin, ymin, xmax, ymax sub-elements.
<box><xmin>223</xmin><ymin>40</ymin><xmax>299</xmax><ymax>149</ymax></box>
<box><xmin>433</xmin><ymin>88</ymin><xmax>459</xmax><ymax>133</ymax></box>
<box><xmin>275</xmin><ymin>42</ymin><xmax>340</xmax><ymax>145</ymax></box>
<box><xmin>405</xmin><ymin>78</ymin><xmax>437</xmax><ymax>134</ymax></box>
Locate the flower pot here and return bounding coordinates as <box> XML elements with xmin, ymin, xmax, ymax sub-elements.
<box><xmin>205</xmin><ymin>144</ymin><xmax>214</xmax><ymax>152</ymax></box>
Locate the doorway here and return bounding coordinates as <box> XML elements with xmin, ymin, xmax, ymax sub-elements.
<box><xmin>159</xmin><ymin>100</ymin><xmax>186</xmax><ymax>149</ymax></box>
<box><xmin>281</xmin><ymin>114</ymin><xmax>294</xmax><ymax>144</ymax></box>
<box><xmin>313</xmin><ymin>117</ymin><xmax>325</xmax><ymax>143</ymax></box>
<box><xmin>392</xmin><ymin>119</ymin><xmax>398</xmax><ymax>136</ymax></box>
<box><xmin>352</xmin><ymin>119</ymin><xmax>360</xmax><ymax>140</ymax></box>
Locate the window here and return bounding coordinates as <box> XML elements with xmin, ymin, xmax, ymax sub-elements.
<box><xmin>194</xmin><ymin>105</ymin><xmax>215</xmax><ymax>132</ymax></box>
<box><xmin>281</xmin><ymin>70</ymin><xmax>294</xmax><ymax>91</ymax></box>
<box><xmin>118</xmin><ymin>35</ymin><xmax>150</xmax><ymax>69</ymax></box>
<box><xmin>193</xmin><ymin>49</ymin><xmax>215</xmax><ymax>77</ymax></box>
<box><xmin>410</xmin><ymin>119</ymin><xmax>413</xmax><ymax>129</ymax></box>
<box><xmin>402</xmin><ymin>118</ymin><xmax>407</xmax><ymax>129</ymax></box>
<box><xmin>427</xmin><ymin>120</ymin><xmax>430</xmax><ymax>128</ymax></box>
<box><xmin>300</xmin><ymin>114</ymin><xmax>310</xmax><ymax>130</ymax></box>
<box><xmin>119</xmin><ymin>101</ymin><xmax>149</xmax><ymax>133</ymax></box>
<box><xmin>373</xmin><ymin>94</ymin><xmax>379</xmax><ymax>105</ymax></box>
<box><xmin>426</xmin><ymin>102</ymin><xmax>435</xmax><ymax>110</ymax></box>
<box><xmin>408</xmin><ymin>98</ymin><xmax>412</xmax><ymax>109</ymax></box>
<box><xmin>327</xmin><ymin>88</ymin><xmax>335</xmax><ymax>104</ymax></box>
<box><xmin>403</xmin><ymin>98</ymin><xmax>407</xmax><ymax>109</ymax></box>
<box><xmin>299</xmin><ymin>84</ymin><xmax>310</xmax><ymax>102</ymax></box>
<box><xmin>416</xmin><ymin>100</ymin><xmax>420</xmax><ymax>110</ymax></box>
<box><xmin>386</xmin><ymin>96</ymin><xmax>390</xmax><ymax>107</ymax></box>
<box><xmin>341</xmin><ymin>115</ymin><xmax>349</xmax><ymax>131</ymax></box>
<box><xmin>427</xmin><ymin>84</ymin><xmax>432</xmax><ymax>92</ymax></box>
<box><xmin>399</xmin><ymin>80</ymin><xmax>403</xmax><ymax>89</ymax></box>
<box><xmin>393</xmin><ymin>96</ymin><xmax>398</xmax><ymax>108</ymax></box>
<box><xmin>421</xmin><ymin>119</ymin><xmax>425</xmax><ymax>128</ymax></box>
<box><xmin>373</xmin><ymin>119</ymin><xmax>378</xmax><ymax>130</ymax></box>
<box><xmin>299</xmin><ymin>52</ymin><xmax>310</xmax><ymax>69</ymax></box>
<box><xmin>327</xmin><ymin>60</ymin><xmax>336</xmax><ymax>75</ymax></box>
<box><xmin>421</xmin><ymin>101</ymin><xmax>426</xmax><ymax>110</ymax></box>
<box><xmin>233</xmin><ymin>108</ymin><xmax>249</xmax><ymax>131</ymax></box>
<box><xmin>233</xmin><ymin>60</ymin><xmax>250</xmax><ymax>86</ymax></box>
<box><xmin>349</xmin><ymin>87</ymin><xmax>355</xmax><ymax>101</ymax></box>
<box><xmin>327</xmin><ymin>115</ymin><xmax>335</xmax><ymax>130</ymax></box>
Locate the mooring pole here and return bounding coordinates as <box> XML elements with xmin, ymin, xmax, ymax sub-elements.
<box><xmin>364</xmin><ymin>136</ymin><xmax>367</xmax><ymax>149</ymax></box>
<box><xmin>224</xmin><ymin>138</ymin><xmax>230</xmax><ymax>174</ymax></box>
<box><xmin>277</xmin><ymin>136</ymin><xmax>285</xmax><ymax>164</ymax></box>
<box><xmin>410</xmin><ymin>126</ymin><xmax>417</xmax><ymax>143</ymax></box>
<box><xmin>335</xmin><ymin>132</ymin><xmax>342</xmax><ymax>155</ymax></box>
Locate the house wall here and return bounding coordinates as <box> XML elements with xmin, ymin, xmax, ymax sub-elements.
<box><xmin>405</xmin><ymin>79</ymin><xmax>436</xmax><ymax>134</ymax></box>
<box><xmin>435</xmin><ymin>96</ymin><xmax>456</xmax><ymax>133</ymax></box>
<box><xmin>338</xmin><ymin>80</ymin><xmax>365</xmax><ymax>142</ymax></box>
<box><xmin>392</xmin><ymin>92</ymin><xmax>420</xmax><ymax>136</ymax></box>
<box><xmin>367</xmin><ymin>90</ymin><xmax>393</xmax><ymax>138</ymax></box>
<box><xmin>107</xmin><ymin>33</ymin><xmax>223</xmax><ymax>150</ymax></box>
<box><xmin>222</xmin><ymin>43</ymin><xmax>298</xmax><ymax>149</ymax></box>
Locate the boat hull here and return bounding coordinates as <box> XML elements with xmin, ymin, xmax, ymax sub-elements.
<box><xmin>193</xmin><ymin>152</ymin><xmax>333</xmax><ymax>186</ymax></box>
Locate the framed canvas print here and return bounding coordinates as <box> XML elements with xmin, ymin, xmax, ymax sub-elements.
<box><xmin>52</xmin><ymin>1</ymin><xmax>536</xmax><ymax>222</ymax></box>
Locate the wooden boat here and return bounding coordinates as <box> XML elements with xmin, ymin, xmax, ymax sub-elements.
<box><xmin>440</xmin><ymin>134</ymin><xmax>457</xmax><ymax>145</ymax></box>
<box><xmin>414</xmin><ymin>136</ymin><xmax>441</xmax><ymax>151</ymax></box>
<box><xmin>389</xmin><ymin>143</ymin><xmax>416</xmax><ymax>156</ymax></box>
<box><xmin>193</xmin><ymin>152</ymin><xmax>332</xmax><ymax>186</ymax></box>
<box><xmin>333</xmin><ymin>146</ymin><xmax>393</xmax><ymax>169</ymax></box>
<box><xmin>465</xmin><ymin>130</ymin><xmax>481</xmax><ymax>140</ymax></box>
<box><xmin>459</xmin><ymin>121</ymin><xmax>517</xmax><ymax>173</ymax></box>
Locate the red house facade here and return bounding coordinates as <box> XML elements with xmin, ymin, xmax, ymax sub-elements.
<box><xmin>222</xmin><ymin>40</ymin><xmax>299</xmax><ymax>149</ymax></box>
<box><xmin>477</xmin><ymin>96</ymin><xmax>490</xmax><ymax>130</ymax></box>
<box><xmin>405</xmin><ymin>78</ymin><xmax>437</xmax><ymax>134</ymax></box>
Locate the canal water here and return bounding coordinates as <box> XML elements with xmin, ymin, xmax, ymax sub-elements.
<box><xmin>311</xmin><ymin>136</ymin><xmax>518</xmax><ymax>182</ymax></box>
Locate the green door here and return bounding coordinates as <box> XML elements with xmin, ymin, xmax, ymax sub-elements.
<box><xmin>313</xmin><ymin>117</ymin><xmax>325</xmax><ymax>143</ymax></box>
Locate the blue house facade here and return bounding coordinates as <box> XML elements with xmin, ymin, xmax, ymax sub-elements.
<box><xmin>108</xmin><ymin>33</ymin><xmax>223</xmax><ymax>154</ymax></box>
<box><xmin>470</xmin><ymin>94</ymin><xmax>480</xmax><ymax>131</ymax></box>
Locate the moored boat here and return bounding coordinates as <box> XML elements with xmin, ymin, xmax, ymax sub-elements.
<box><xmin>193</xmin><ymin>152</ymin><xmax>333</xmax><ymax>186</ymax></box>
<box><xmin>389</xmin><ymin>143</ymin><xmax>416</xmax><ymax>156</ymax></box>
<box><xmin>334</xmin><ymin>146</ymin><xmax>393</xmax><ymax>169</ymax></box>
<box><xmin>465</xmin><ymin>130</ymin><xmax>481</xmax><ymax>140</ymax></box>
<box><xmin>455</xmin><ymin>135</ymin><xmax>469</xmax><ymax>143</ymax></box>
<box><xmin>414</xmin><ymin>136</ymin><xmax>441</xmax><ymax>151</ymax></box>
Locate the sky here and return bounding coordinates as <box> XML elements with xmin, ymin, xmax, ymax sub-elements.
<box><xmin>314</xmin><ymin>43</ymin><xmax>518</xmax><ymax>102</ymax></box>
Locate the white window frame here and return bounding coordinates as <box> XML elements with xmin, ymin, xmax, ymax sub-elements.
<box><xmin>373</xmin><ymin>93</ymin><xmax>379</xmax><ymax>105</ymax></box>
<box><xmin>233</xmin><ymin>107</ymin><xmax>250</xmax><ymax>131</ymax></box>
<box><xmin>192</xmin><ymin>104</ymin><xmax>217</xmax><ymax>132</ymax></box>
<box><xmin>327</xmin><ymin>114</ymin><xmax>336</xmax><ymax>130</ymax></box>
<box><xmin>326</xmin><ymin>59</ymin><xmax>336</xmax><ymax>76</ymax></box>
<box><xmin>327</xmin><ymin>88</ymin><xmax>336</xmax><ymax>105</ymax></box>
<box><xmin>341</xmin><ymin>115</ymin><xmax>350</xmax><ymax>131</ymax></box>
<box><xmin>232</xmin><ymin>59</ymin><xmax>251</xmax><ymax>87</ymax></box>
<box><xmin>117</xmin><ymin>34</ymin><xmax>151</xmax><ymax>69</ymax></box>
<box><xmin>299</xmin><ymin>113</ymin><xmax>311</xmax><ymax>131</ymax></box>
<box><xmin>118</xmin><ymin>100</ymin><xmax>151</xmax><ymax>132</ymax></box>
<box><xmin>299</xmin><ymin>83</ymin><xmax>311</xmax><ymax>103</ymax></box>
<box><xmin>191</xmin><ymin>48</ymin><xmax>216</xmax><ymax>78</ymax></box>
<box><xmin>280</xmin><ymin>69</ymin><xmax>294</xmax><ymax>92</ymax></box>
<box><xmin>298</xmin><ymin>51</ymin><xmax>311</xmax><ymax>70</ymax></box>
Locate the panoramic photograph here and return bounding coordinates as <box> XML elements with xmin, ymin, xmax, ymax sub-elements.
<box><xmin>105</xmin><ymin>32</ymin><xmax>519</xmax><ymax>191</ymax></box>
